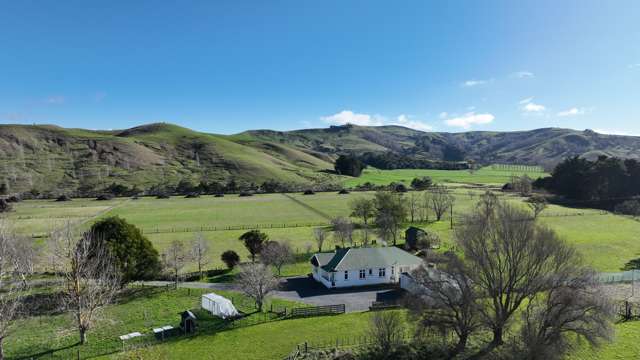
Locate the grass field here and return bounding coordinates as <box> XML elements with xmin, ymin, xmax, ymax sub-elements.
<box><xmin>107</xmin><ymin>311</ymin><xmax>388</xmax><ymax>360</ymax></box>
<box><xmin>5</xmin><ymin>186</ymin><xmax>640</xmax><ymax>273</ymax></box>
<box><xmin>5</xmin><ymin>285</ymin><xmax>302</xmax><ymax>360</ymax></box>
<box><xmin>343</xmin><ymin>165</ymin><xmax>548</xmax><ymax>187</ymax></box>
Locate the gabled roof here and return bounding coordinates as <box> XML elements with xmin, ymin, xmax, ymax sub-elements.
<box><xmin>315</xmin><ymin>247</ymin><xmax>422</xmax><ymax>272</ymax></box>
<box><xmin>310</xmin><ymin>252</ymin><xmax>335</xmax><ymax>267</ymax></box>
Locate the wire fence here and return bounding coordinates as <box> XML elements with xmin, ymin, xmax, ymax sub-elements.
<box><xmin>139</xmin><ymin>221</ymin><xmax>330</xmax><ymax>235</ymax></box>
<box><xmin>285</xmin><ymin>331</ymin><xmax>412</xmax><ymax>360</ymax></box>
<box><xmin>598</xmin><ymin>270</ymin><xmax>640</xmax><ymax>283</ymax></box>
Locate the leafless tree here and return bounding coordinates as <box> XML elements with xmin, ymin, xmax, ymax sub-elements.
<box><xmin>50</xmin><ymin>225</ymin><xmax>120</xmax><ymax>345</ymax></box>
<box><xmin>164</xmin><ymin>240</ymin><xmax>191</xmax><ymax>288</ymax></box>
<box><xmin>367</xmin><ymin>311</ymin><xmax>406</xmax><ymax>356</ymax></box>
<box><xmin>0</xmin><ymin>222</ymin><xmax>34</xmax><ymax>360</ymax></box>
<box><xmin>408</xmin><ymin>192</ymin><xmax>420</xmax><ymax>223</ymax></box>
<box><xmin>260</xmin><ymin>241</ymin><xmax>293</xmax><ymax>276</ymax></box>
<box><xmin>519</xmin><ymin>269</ymin><xmax>614</xmax><ymax>360</ymax></box>
<box><xmin>457</xmin><ymin>194</ymin><xmax>588</xmax><ymax>357</ymax></box>
<box><xmin>512</xmin><ymin>174</ymin><xmax>533</xmax><ymax>196</ymax></box>
<box><xmin>427</xmin><ymin>185</ymin><xmax>453</xmax><ymax>221</ymax></box>
<box><xmin>420</xmin><ymin>191</ymin><xmax>431</xmax><ymax>222</ymax></box>
<box><xmin>408</xmin><ymin>254</ymin><xmax>481</xmax><ymax>357</ymax></box>
<box><xmin>331</xmin><ymin>217</ymin><xmax>354</xmax><ymax>247</ymax></box>
<box><xmin>235</xmin><ymin>263</ymin><xmax>279</xmax><ymax>312</ymax></box>
<box><xmin>313</xmin><ymin>227</ymin><xmax>327</xmax><ymax>253</ymax></box>
<box><xmin>190</xmin><ymin>232</ymin><xmax>210</xmax><ymax>279</ymax></box>
<box><xmin>527</xmin><ymin>195</ymin><xmax>548</xmax><ymax>219</ymax></box>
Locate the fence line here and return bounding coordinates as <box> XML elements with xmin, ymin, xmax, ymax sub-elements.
<box><xmin>140</xmin><ymin>221</ymin><xmax>331</xmax><ymax>235</ymax></box>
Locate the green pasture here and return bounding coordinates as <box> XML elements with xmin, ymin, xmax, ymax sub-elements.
<box><xmin>5</xmin><ymin>286</ymin><xmax>301</xmax><ymax>360</ymax></box>
<box><xmin>5</xmin><ymin>187</ymin><xmax>640</xmax><ymax>273</ymax></box>
<box><xmin>108</xmin><ymin>311</ymin><xmax>391</xmax><ymax>360</ymax></box>
<box><xmin>343</xmin><ymin>165</ymin><xmax>547</xmax><ymax>187</ymax></box>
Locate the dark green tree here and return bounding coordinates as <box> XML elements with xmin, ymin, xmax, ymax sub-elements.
<box><xmin>410</xmin><ymin>176</ymin><xmax>433</xmax><ymax>190</ymax></box>
<box><xmin>239</xmin><ymin>230</ymin><xmax>268</xmax><ymax>262</ymax></box>
<box><xmin>89</xmin><ymin>216</ymin><xmax>161</xmax><ymax>284</ymax></box>
<box><xmin>334</xmin><ymin>155</ymin><xmax>366</xmax><ymax>177</ymax></box>
<box><xmin>221</xmin><ymin>250</ymin><xmax>240</xmax><ymax>269</ymax></box>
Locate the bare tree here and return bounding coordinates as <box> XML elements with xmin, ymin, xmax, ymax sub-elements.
<box><xmin>512</xmin><ymin>174</ymin><xmax>533</xmax><ymax>196</ymax></box>
<box><xmin>427</xmin><ymin>185</ymin><xmax>453</xmax><ymax>221</ymax></box>
<box><xmin>260</xmin><ymin>241</ymin><xmax>293</xmax><ymax>276</ymax></box>
<box><xmin>164</xmin><ymin>240</ymin><xmax>190</xmax><ymax>288</ymax></box>
<box><xmin>190</xmin><ymin>232</ymin><xmax>210</xmax><ymax>279</ymax></box>
<box><xmin>408</xmin><ymin>254</ymin><xmax>481</xmax><ymax>357</ymax></box>
<box><xmin>0</xmin><ymin>222</ymin><xmax>34</xmax><ymax>360</ymax></box>
<box><xmin>520</xmin><ymin>269</ymin><xmax>614</xmax><ymax>360</ymax></box>
<box><xmin>331</xmin><ymin>217</ymin><xmax>354</xmax><ymax>247</ymax></box>
<box><xmin>313</xmin><ymin>227</ymin><xmax>327</xmax><ymax>253</ymax></box>
<box><xmin>235</xmin><ymin>263</ymin><xmax>279</xmax><ymax>312</ymax></box>
<box><xmin>408</xmin><ymin>192</ymin><xmax>420</xmax><ymax>223</ymax></box>
<box><xmin>457</xmin><ymin>194</ymin><xmax>586</xmax><ymax>356</ymax></box>
<box><xmin>367</xmin><ymin>311</ymin><xmax>406</xmax><ymax>356</ymax></box>
<box><xmin>50</xmin><ymin>225</ymin><xmax>120</xmax><ymax>345</ymax></box>
<box><xmin>527</xmin><ymin>195</ymin><xmax>548</xmax><ymax>219</ymax></box>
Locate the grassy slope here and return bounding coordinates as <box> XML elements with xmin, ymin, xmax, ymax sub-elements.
<box><xmin>0</xmin><ymin>123</ymin><xmax>337</xmax><ymax>195</ymax></box>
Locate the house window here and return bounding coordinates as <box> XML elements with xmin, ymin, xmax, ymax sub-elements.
<box><xmin>391</xmin><ymin>266</ymin><xmax>395</xmax><ymax>275</ymax></box>
<box><xmin>369</xmin><ymin>269</ymin><xmax>372</xmax><ymax>275</ymax></box>
<box><xmin>359</xmin><ymin>269</ymin><xmax>366</xmax><ymax>279</ymax></box>
<box><xmin>344</xmin><ymin>271</ymin><xmax>349</xmax><ymax>280</ymax></box>
<box><xmin>378</xmin><ymin>268</ymin><xmax>386</xmax><ymax>277</ymax></box>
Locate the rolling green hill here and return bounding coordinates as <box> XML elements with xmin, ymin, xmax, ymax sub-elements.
<box><xmin>1</xmin><ymin>122</ymin><xmax>639</xmax><ymax>195</ymax></box>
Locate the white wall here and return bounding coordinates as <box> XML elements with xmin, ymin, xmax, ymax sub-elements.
<box><xmin>313</xmin><ymin>264</ymin><xmax>421</xmax><ymax>289</ymax></box>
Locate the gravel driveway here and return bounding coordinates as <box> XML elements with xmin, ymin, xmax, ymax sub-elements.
<box><xmin>271</xmin><ymin>276</ymin><xmax>404</xmax><ymax>313</ymax></box>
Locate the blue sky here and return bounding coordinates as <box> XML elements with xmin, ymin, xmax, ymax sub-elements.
<box><xmin>1</xmin><ymin>1</ymin><xmax>639</xmax><ymax>135</ymax></box>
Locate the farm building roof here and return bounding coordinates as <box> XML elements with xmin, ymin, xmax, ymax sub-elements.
<box><xmin>313</xmin><ymin>247</ymin><xmax>422</xmax><ymax>272</ymax></box>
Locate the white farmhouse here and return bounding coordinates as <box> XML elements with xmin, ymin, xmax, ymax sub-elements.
<box><xmin>310</xmin><ymin>247</ymin><xmax>422</xmax><ymax>289</ymax></box>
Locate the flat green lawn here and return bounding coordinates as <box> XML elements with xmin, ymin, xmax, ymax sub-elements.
<box><xmin>344</xmin><ymin>165</ymin><xmax>547</xmax><ymax>187</ymax></box>
<box><xmin>570</xmin><ymin>322</ymin><xmax>640</xmax><ymax>360</ymax></box>
<box><xmin>109</xmin><ymin>311</ymin><xmax>392</xmax><ymax>360</ymax></box>
<box><xmin>6</xmin><ymin>286</ymin><xmax>302</xmax><ymax>360</ymax></box>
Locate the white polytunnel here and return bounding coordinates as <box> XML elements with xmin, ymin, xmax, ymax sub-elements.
<box><xmin>201</xmin><ymin>292</ymin><xmax>240</xmax><ymax>319</ymax></box>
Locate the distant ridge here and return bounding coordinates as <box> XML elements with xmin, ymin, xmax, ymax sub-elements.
<box><xmin>1</xmin><ymin>122</ymin><xmax>639</xmax><ymax>194</ymax></box>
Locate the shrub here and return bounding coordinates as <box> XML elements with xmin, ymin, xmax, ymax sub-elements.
<box><xmin>338</xmin><ymin>189</ymin><xmax>350</xmax><ymax>195</ymax></box>
<box><xmin>6</xmin><ymin>195</ymin><xmax>21</xmax><ymax>203</ymax></box>
<box><xmin>615</xmin><ymin>200</ymin><xmax>640</xmax><ymax>217</ymax></box>
<box><xmin>184</xmin><ymin>193</ymin><xmax>201</xmax><ymax>198</ymax></box>
<box><xmin>221</xmin><ymin>250</ymin><xmax>240</xmax><ymax>269</ymax></box>
<box><xmin>96</xmin><ymin>194</ymin><xmax>114</xmax><ymax>201</ymax></box>
<box><xmin>214</xmin><ymin>193</ymin><xmax>225</xmax><ymax>198</ymax></box>
<box><xmin>56</xmin><ymin>195</ymin><xmax>71</xmax><ymax>202</ymax></box>
<box><xmin>0</xmin><ymin>199</ymin><xmax>12</xmax><ymax>213</ymax></box>
<box><xmin>303</xmin><ymin>190</ymin><xmax>315</xmax><ymax>195</ymax></box>
<box><xmin>239</xmin><ymin>191</ymin><xmax>253</xmax><ymax>197</ymax></box>
<box><xmin>156</xmin><ymin>194</ymin><xmax>170</xmax><ymax>199</ymax></box>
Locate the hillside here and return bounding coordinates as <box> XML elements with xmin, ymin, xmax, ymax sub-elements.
<box><xmin>1</xmin><ymin>122</ymin><xmax>639</xmax><ymax>195</ymax></box>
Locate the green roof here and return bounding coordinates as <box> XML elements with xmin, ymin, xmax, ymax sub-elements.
<box><xmin>316</xmin><ymin>247</ymin><xmax>422</xmax><ymax>272</ymax></box>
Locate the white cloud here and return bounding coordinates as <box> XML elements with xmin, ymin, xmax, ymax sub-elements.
<box><xmin>557</xmin><ymin>107</ymin><xmax>589</xmax><ymax>117</ymax></box>
<box><xmin>391</xmin><ymin>114</ymin><xmax>433</xmax><ymax>131</ymax></box>
<box><xmin>462</xmin><ymin>79</ymin><xmax>488</xmax><ymax>87</ymax></box>
<box><xmin>512</xmin><ymin>71</ymin><xmax>535</xmax><ymax>78</ymax></box>
<box><xmin>44</xmin><ymin>95</ymin><xmax>65</xmax><ymax>104</ymax></box>
<box><xmin>594</xmin><ymin>129</ymin><xmax>639</xmax><ymax>136</ymax></box>
<box><xmin>320</xmin><ymin>110</ymin><xmax>383</xmax><ymax>126</ymax></box>
<box><xmin>444</xmin><ymin>112</ymin><xmax>495</xmax><ymax>129</ymax></box>
<box><xmin>320</xmin><ymin>110</ymin><xmax>433</xmax><ymax>131</ymax></box>
<box><xmin>628</xmin><ymin>63</ymin><xmax>640</xmax><ymax>69</ymax></box>
<box><xmin>519</xmin><ymin>97</ymin><xmax>545</xmax><ymax>112</ymax></box>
